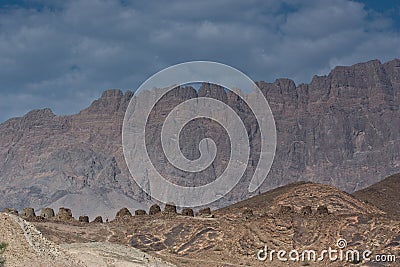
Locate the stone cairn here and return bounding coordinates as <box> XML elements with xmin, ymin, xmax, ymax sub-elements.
<box><xmin>41</xmin><ymin>208</ymin><xmax>55</xmax><ymax>219</ymax></box>
<box><xmin>164</xmin><ymin>203</ymin><xmax>177</xmax><ymax>214</ymax></box>
<box><xmin>56</xmin><ymin>207</ymin><xmax>74</xmax><ymax>221</ymax></box>
<box><xmin>115</xmin><ymin>207</ymin><xmax>132</xmax><ymax>219</ymax></box>
<box><xmin>79</xmin><ymin>216</ymin><xmax>89</xmax><ymax>223</ymax></box>
<box><xmin>197</xmin><ymin>207</ymin><xmax>212</xmax><ymax>216</ymax></box>
<box><xmin>135</xmin><ymin>209</ymin><xmax>147</xmax><ymax>216</ymax></box>
<box><xmin>300</xmin><ymin>206</ymin><xmax>313</xmax><ymax>216</ymax></box>
<box><xmin>92</xmin><ymin>216</ymin><xmax>103</xmax><ymax>223</ymax></box>
<box><xmin>2</xmin><ymin>208</ymin><xmax>18</xmax><ymax>215</ymax></box>
<box><xmin>316</xmin><ymin>205</ymin><xmax>329</xmax><ymax>216</ymax></box>
<box><xmin>181</xmin><ymin>208</ymin><xmax>194</xmax><ymax>217</ymax></box>
<box><xmin>279</xmin><ymin>205</ymin><xmax>294</xmax><ymax>215</ymax></box>
<box><xmin>149</xmin><ymin>204</ymin><xmax>161</xmax><ymax>215</ymax></box>
<box><xmin>21</xmin><ymin>208</ymin><xmax>36</xmax><ymax>218</ymax></box>
<box><xmin>242</xmin><ymin>208</ymin><xmax>254</xmax><ymax>219</ymax></box>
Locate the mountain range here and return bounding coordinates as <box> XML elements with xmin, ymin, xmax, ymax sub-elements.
<box><xmin>0</xmin><ymin>58</ymin><xmax>399</xmax><ymax>219</ymax></box>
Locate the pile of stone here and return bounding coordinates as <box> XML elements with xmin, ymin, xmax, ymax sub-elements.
<box><xmin>277</xmin><ymin>205</ymin><xmax>330</xmax><ymax>217</ymax></box>
<box><xmin>181</xmin><ymin>208</ymin><xmax>194</xmax><ymax>217</ymax></box>
<box><xmin>114</xmin><ymin>207</ymin><xmax>132</xmax><ymax>221</ymax></box>
<box><xmin>78</xmin><ymin>216</ymin><xmax>89</xmax><ymax>223</ymax></box>
<box><xmin>2</xmin><ymin>204</ymin><xmax>216</xmax><ymax>222</ymax></box>
<box><xmin>149</xmin><ymin>204</ymin><xmax>161</xmax><ymax>215</ymax></box>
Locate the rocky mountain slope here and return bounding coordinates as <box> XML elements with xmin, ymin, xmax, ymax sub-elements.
<box><xmin>353</xmin><ymin>173</ymin><xmax>400</xmax><ymax>219</ymax></box>
<box><xmin>0</xmin><ymin>59</ymin><xmax>399</xmax><ymax>218</ymax></box>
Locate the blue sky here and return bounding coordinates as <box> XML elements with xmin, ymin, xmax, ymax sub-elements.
<box><xmin>0</xmin><ymin>0</ymin><xmax>399</xmax><ymax>122</ymax></box>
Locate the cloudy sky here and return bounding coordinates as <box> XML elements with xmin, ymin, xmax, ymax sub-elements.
<box><xmin>0</xmin><ymin>0</ymin><xmax>399</xmax><ymax>122</ymax></box>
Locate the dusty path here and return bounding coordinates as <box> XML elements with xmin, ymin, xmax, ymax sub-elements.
<box><xmin>0</xmin><ymin>213</ymin><xmax>84</xmax><ymax>267</ymax></box>
<box><xmin>105</xmin><ymin>223</ymin><xmax>115</xmax><ymax>243</ymax></box>
<box><xmin>1</xmin><ymin>213</ymin><xmax>175</xmax><ymax>267</ymax></box>
<box><xmin>61</xmin><ymin>242</ymin><xmax>176</xmax><ymax>267</ymax></box>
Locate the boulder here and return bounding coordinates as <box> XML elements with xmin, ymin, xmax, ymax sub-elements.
<box><xmin>181</xmin><ymin>208</ymin><xmax>194</xmax><ymax>217</ymax></box>
<box><xmin>41</xmin><ymin>208</ymin><xmax>55</xmax><ymax>219</ymax></box>
<box><xmin>149</xmin><ymin>204</ymin><xmax>161</xmax><ymax>215</ymax></box>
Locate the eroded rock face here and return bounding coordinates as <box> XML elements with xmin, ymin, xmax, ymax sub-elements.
<box><xmin>0</xmin><ymin>59</ymin><xmax>399</xmax><ymax>217</ymax></box>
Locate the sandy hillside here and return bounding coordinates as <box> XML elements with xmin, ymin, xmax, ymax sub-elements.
<box><xmin>0</xmin><ymin>212</ymin><xmax>174</xmax><ymax>267</ymax></box>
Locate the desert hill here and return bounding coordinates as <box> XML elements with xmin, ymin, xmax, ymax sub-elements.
<box><xmin>217</xmin><ymin>181</ymin><xmax>384</xmax><ymax>216</ymax></box>
<box><xmin>22</xmin><ymin>180</ymin><xmax>399</xmax><ymax>267</ymax></box>
<box><xmin>353</xmin><ymin>173</ymin><xmax>400</xmax><ymax>219</ymax></box>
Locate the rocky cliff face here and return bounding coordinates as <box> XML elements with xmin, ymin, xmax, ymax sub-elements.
<box><xmin>0</xmin><ymin>59</ymin><xmax>399</xmax><ymax>219</ymax></box>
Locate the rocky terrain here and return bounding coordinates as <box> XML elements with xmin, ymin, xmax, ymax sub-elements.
<box><xmin>10</xmin><ymin>179</ymin><xmax>397</xmax><ymax>267</ymax></box>
<box><xmin>353</xmin><ymin>173</ymin><xmax>400</xmax><ymax>219</ymax></box>
<box><xmin>0</xmin><ymin>212</ymin><xmax>175</xmax><ymax>267</ymax></box>
<box><xmin>0</xmin><ymin>59</ymin><xmax>399</xmax><ymax>218</ymax></box>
